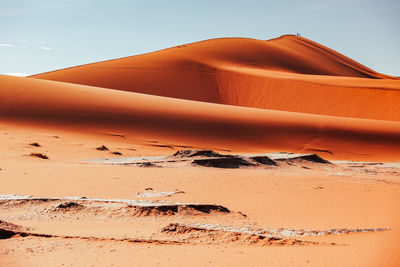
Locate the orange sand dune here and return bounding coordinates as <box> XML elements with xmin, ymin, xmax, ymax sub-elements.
<box><xmin>31</xmin><ymin>35</ymin><xmax>400</xmax><ymax>121</ymax></box>
<box><xmin>3</xmin><ymin>36</ymin><xmax>400</xmax><ymax>266</ymax></box>
<box><xmin>1</xmin><ymin>74</ymin><xmax>400</xmax><ymax>161</ymax></box>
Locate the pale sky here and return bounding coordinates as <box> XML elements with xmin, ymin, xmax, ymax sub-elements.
<box><xmin>1</xmin><ymin>0</ymin><xmax>399</xmax><ymax>76</ymax></box>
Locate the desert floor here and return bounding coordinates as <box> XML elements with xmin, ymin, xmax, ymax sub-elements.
<box><xmin>1</xmin><ymin>123</ymin><xmax>400</xmax><ymax>267</ymax></box>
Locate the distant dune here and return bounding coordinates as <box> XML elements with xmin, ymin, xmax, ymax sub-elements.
<box><xmin>31</xmin><ymin>35</ymin><xmax>400</xmax><ymax>121</ymax></box>
<box><xmin>1</xmin><ymin>35</ymin><xmax>400</xmax><ymax>161</ymax></box>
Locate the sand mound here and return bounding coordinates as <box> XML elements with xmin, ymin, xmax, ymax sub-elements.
<box><xmin>160</xmin><ymin>223</ymin><xmax>316</xmax><ymax>246</ymax></box>
<box><xmin>30</xmin><ymin>35</ymin><xmax>400</xmax><ymax>121</ymax></box>
<box><xmin>134</xmin><ymin>204</ymin><xmax>230</xmax><ymax>216</ymax></box>
<box><xmin>161</xmin><ymin>223</ymin><xmax>389</xmax><ymax>242</ymax></box>
<box><xmin>274</xmin><ymin>153</ymin><xmax>331</xmax><ymax>164</ymax></box>
<box><xmin>52</xmin><ymin>202</ymin><xmax>85</xmax><ymax>212</ymax></box>
<box><xmin>0</xmin><ymin>195</ymin><xmax>231</xmax><ymax>219</ymax></box>
<box><xmin>171</xmin><ymin>150</ymin><xmax>231</xmax><ymax>158</ymax></box>
<box><xmin>172</xmin><ymin>149</ymin><xmax>257</xmax><ymax>168</ymax></box>
<box><xmin>89</xmin><ymin>150</ymin><xmax>331</xmax><ymax>168</ymax></box>
<box><xmin>1</xmin><ymin>74</ymin><xmax>400</xmax><ymax>161</ymax></box>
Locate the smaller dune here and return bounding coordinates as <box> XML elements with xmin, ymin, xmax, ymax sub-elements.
<box><xmin>0</xmin><ymin>194</ymin><xmax>231</xmax><ymax>218</ymax></box>
<box><xmin>88</xmin><ymin>150</ymin><xmax>331</xmax><ymax>168</ymax></box>
<box><xmin>160</xmin><ymin>223</ymin><xmax>316</xmax><ymax>246</ymax></box>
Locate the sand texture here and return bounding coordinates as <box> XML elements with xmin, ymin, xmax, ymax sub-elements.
<box><xmin>1</xmin><ymin>35</ymin><xmax>400</xmax><ymax>266</ymax></box>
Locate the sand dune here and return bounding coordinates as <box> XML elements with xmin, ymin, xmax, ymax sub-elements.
<box><xmin>2</xmin><ymin>35</ymin><xmax>400</xmax><ymax>266</ymax></box>
<box><xmin>1</xmin><ymin>74</ymin><xmax>400</xmax><ymax>161</ymax></box>
<box><xmin>31</xmin><ymin>35</ymin><xmax>400</xmax><ymax>121</ymax></box>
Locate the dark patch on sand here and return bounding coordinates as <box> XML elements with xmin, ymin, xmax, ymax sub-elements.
<box><xmin>172</xmin><ymin>149</ymin><xmax>231</xmax><ymax>158</ymax></box>
<box><xmin>53</xmin><ymin>202</ymin><xmax>85</xmax><ymax>212</ymax></box>
<box><xmin>136</xmin><ymin>162</ymin><xmax>161</xmax><ymax>168</ymax></box>
<box><xmin>276</xmin><ymin>154</ymin><xmax>331</xmax><ymax>164</ymax></box>
<box><xmin>30</xmin><ymin>142</ymin><xmax>41</xmax><ymax>147</ymax></box>
<box><xmin>150</xmin><ymin>144</ymin><xmax>174</xmax><ymax>149</ymax></box>
<box><xmin>250</xmin><ymin>156</ymin><xmax>277</xmax><ymax>166</ymax></box>
<box><xmin>0</xmin><ymin>220</ymin><xmax>30</xmax><ymax>239</ymax></box>
<box><xmin>133</xmin><ymin>204</ymin><xmax>230</xmax><ymax>216</ymax></box>
<box><xmin>193</xmin><ymin>157</ymin><xmax>255</xmax><ymax>169</ymax></box>
<box><xmin>96</xmin><ymin>145</ymin><xmax>109</xmax><ymax>151</ymax></box>
<box><xmin>29</xmin><ymin>153</ymin><xmax>49</xmax><ymax>159</ymax></box>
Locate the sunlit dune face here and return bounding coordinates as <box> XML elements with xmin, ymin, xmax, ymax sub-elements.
<box><xmin>29</xmin><ymin>36</ymin><xmax>400</xmax><ymax>121</ymax></box>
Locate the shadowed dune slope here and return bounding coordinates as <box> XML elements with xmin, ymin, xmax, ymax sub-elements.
<box><xmin>31</xmin><ymin>35</ymin><xmax>400</xmax><ymax>121</ymax></box>
<box><xmin>1</xmin><ymin>74</ymin><xmax>400</xmax><ymax>161</ymax></box>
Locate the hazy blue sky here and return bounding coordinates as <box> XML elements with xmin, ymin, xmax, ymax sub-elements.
<box><xmin>1</xmin><ymin>0</ymin><xmax>399</xmax><ymax>76</ymax></box>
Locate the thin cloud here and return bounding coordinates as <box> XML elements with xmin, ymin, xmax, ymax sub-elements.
<box><xmin>0</xmin><ymin>43</ymin><xmax>13</xmax><ymax>47</ymax></box>
<box><xmin>7</xmin><ymin>72</ymin><xmax>29</xmax><ymax>77</ymax></box>
<box><xmin>40</xmin><ymin>46</ymin><xmax>52</xmax><ymax>50</ymax></box>
<box><xmin>36</xmin><ymin>40</ymin><xmax>46</xmax><ymax>44</ymax></box>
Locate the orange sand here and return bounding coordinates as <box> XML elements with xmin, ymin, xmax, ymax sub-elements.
<box><xmin>31</xmin><ymin>35</ymin><xmax>400</xmax><ymax>121</ymax></box>
<box><xmin>1</xmin><ymin>35</ymin><xmax>400</xmax><ymax>266</ymax></box>
<box><xmin>1</xmin><ymin>73</ymin><xmax>400</xmax><ymax>161</ymax></box>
